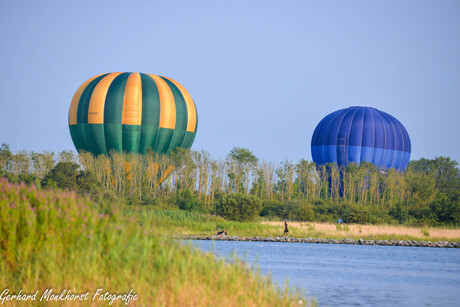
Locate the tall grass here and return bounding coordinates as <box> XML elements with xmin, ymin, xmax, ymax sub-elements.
<box><xmin>126</xmin><ymin>207</ymin><xmax>459</xmax><ymax>242</ymax></box>
<box><xmin>263</xmin><ymin>221</ymin><xmax>460</xmax><ymax>242</ymax></box>
<box><xmin>0</xmin><ymin>178</ymin><xmax>309</xmax><ymax>306</ymax></box>
<box><xmin>127</xmin><ymin>207</ymin><xmax>287</xmax><ymax>238</ymax></box>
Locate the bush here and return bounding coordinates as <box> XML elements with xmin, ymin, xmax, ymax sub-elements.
<box><xmin>389</xmin><ymin>203</ymin><xmax>409</xmax><ymax>224</ymax></box>
<box><xmin>343</xmin><ymin>205</ymin><xmax>370</xmax><ymax>224</ymax></box>
<box><xmin>408</xmin><ymin>207</ymin><xmax>437</xmax><ymax>226</ymax></box>
<box><xmin>176</xmin><ymin>189</ymin><xmax>203</xmax><ymax>212</ymax></box>
<box><xmin>430</xmin><ymin>193</ymin><xmax>460</xmax><ymax>225</ymax></box>
<box><xmin>260</xmin><ymin>199</ymin><xmax>282</xmax><ymax>217</ymax></box>
<box><xmin>280</xmin><ymin>199</ymin><xmax>314</xmax><ymax>221</ymax></box>
<box><xmin>76</xmin><ymin>170</ymin><xmax>101</xmax><ymax>197</ymax></box>
<box><xmin>312</xmin><ymin>199</ymin><xmax>335</xmax><ymax>215</ymax></box>
<box><xmin>214</xmin><ymin>193</ymin><xmax>262</xmax><ymax>222</ymax></box>
<box><xmin>367</xmin><ymin>206</ymin><xmax>391</xmax><ymax>225</ymax></box>
<box><xmin>41</xmin><ymin>161</ymin><xmax>79</xmax><ymax>190</ymax></box>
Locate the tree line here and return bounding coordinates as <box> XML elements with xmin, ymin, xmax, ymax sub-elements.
<box><xmin>1</xmin><ymin>143</ymin><xmax>459</xmax><ymax>226</ymax></box>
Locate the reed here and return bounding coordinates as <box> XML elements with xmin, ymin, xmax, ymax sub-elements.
<box><xmin>0</xmin><ymin>178</ymin><xmax>311</xmax><ymax>306</ymax></box>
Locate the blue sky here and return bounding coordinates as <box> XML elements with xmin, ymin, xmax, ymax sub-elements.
<box><xmin>1</xmin><ymin>0</ymin><xmax>459</xmax><ymax>164</ymax></box>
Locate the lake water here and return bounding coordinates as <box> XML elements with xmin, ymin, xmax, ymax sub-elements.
<box><xmin>187</xmin><ymin>240</ymin><xmax>460</xmax><ymax>307</ymax></box>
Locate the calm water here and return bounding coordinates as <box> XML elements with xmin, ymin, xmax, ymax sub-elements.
<box><xmin>187</xmin><ymin>240</ymin><xmax>460</xmax><ymax>307</ymax></box>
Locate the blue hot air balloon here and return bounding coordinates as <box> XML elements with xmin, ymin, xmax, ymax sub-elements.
<box><xmin>311</xmin><ymin>106</ymin><xmax>411</xmax><ymax>171</ymax></box>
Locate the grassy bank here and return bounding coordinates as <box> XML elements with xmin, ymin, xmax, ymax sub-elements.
<box><xmin>263</xmin><ymin>221</ymin><xmax>460</xmax><ymax>242</ymax></box>
<box><xmin>0</xmin><ymin>179</ymin><xmax>309</xmax><ymax>306</ymax></box>
<box><xmin>128</xmin><ymin>207</ymin><xmax>460</xmax><ymax>242</ymax></box>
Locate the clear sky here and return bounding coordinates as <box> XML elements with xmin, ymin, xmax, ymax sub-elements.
<box><xmin>1</xmin><ymin>0</ymin><xmax>459</xmax><ymax>164</ymax></box>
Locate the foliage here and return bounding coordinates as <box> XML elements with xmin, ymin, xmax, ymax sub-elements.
<box><xmin>176</xmin><ymin>189</ymin><xmax>204</xmax><ymax>212</ymax></box>
<box><xmin>342</xmin><ymin>205</ymin><xmax>370</xmax><ymax>224</ymax></box>
<box><xmin>214</xmin><ymin>193</ymin><xmax>262</xmax><ymax>222</ymax></box>
<box><xmin>260</xmin><ymin>199</ymin><xmax>283</xmax><ymax>217</ymax></box>
<box><xmin>0</xmin><ymin>178</ymin><xmax>309</xmax><ymax>306</ymax></box>
<box><xmin>129</xmin><ymin>207</ymin><xmax>459</xmax><ymax>242</ymax></box>
<box><xmin>409</xmin><ymin>157</ymin><xmax>460</xmax><ymax>195</ymax></box>
<box><xmin>280</xmin><ymin>199</ymin><xmax>314</xmax><ymax>221</ymax></box>
<box><xmin>389</xmin><ymin>203</ymin><xmax>409</xmax><ymax>224</ymax></box>
<box><xmin>227</xmin><ymin>147</ymin><xmax>258</xmax><ymax>194</ymax></box>
<box><xmin>41</xmin><ymin>161</ymin><xmax>80</xmax><ymax>190</ymax></box>
<box><xmin>1</xmin><ymin>142</ymin><xmax>459</xmax><ymax>226</ymax></box>
<box><xmin>0</xmin><ymin>143</ymin><xmax>13</xmax><ymax>175</ymax></box>
<box><xmin>430</xmin><ymin>193</ymin><xmax>460</xmax><ymax>224</ymax></box>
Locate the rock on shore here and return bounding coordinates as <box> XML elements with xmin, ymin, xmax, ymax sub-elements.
<box><xmin>182</xmin><ymin>235</ymin><xmax>460</xmax><ymax>248</ymax></box>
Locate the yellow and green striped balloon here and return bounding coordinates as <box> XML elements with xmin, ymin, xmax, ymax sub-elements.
<box><xmin>68</xmin><ymin>72</ymin><xmax>198</xmax><ymax>155</ymax></box>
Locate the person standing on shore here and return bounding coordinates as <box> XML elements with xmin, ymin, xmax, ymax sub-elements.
<box><xmin>284</xmin><ymin>222</ymin><xmax>289</xmax><ymax>237</ymax></box>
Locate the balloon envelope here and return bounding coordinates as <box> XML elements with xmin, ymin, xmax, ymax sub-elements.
<box><xmin>311</xmin><ymin>106</ymin><xmax>411</xmax><ymax>171</ymax></box>
<box><xmin>69</xmin><ymin>72</ymin><xmax>198</xmax><ymax>155</ymax></box>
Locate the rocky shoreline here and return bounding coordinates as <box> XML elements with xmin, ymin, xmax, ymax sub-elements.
<box><xmin>183</xmin><ymin>235</ymin><xmax>460</xmax><ymax>248</ymax></box>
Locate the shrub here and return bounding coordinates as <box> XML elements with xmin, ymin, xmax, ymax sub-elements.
<box><xmin>214</xmin><ymin>193</ymin><xmax>262</xmax><ymax>222</ymax></box>
<box><xmin>177</xmin><ymin>189</ymin><xmax>203</xmax><ymax>212</ymax></box>
<box><xmin>430</xmin><ymin>193</ymin><xmax>460</xmax><ymax>225</ymax></box>
<box><xmin>41</xmin><ymin>161</ymin><xmax>79</xmax><ymax>190</ymax></box>
<box><xmin>76</xmin><ymin>170</ymin><xmax>101</xmax><ymax>197</ymax></box>
<box><xmin>312</xmin><ymin>199</ymin><xmax>335</xmax><ymax>216</ymax></box>
<box><xmin>367</xmin><ymin>206</ymin><xmax>391</xmax><ymax>224</ymax></box>
<box><xmin>280</xmin><ymin>199</ymin><xmax>314</xmax><ymax>221</ymax></box>
<box><xmin>389</xmin><ymin>203</ymin><xmax>409</xmax><ymax>224</ymax></box>
<box><xmin>260</xmin><ymin>199</ymin><xmax>282</xmax><ymax>217</ymax></box>
<box><xmin>343</xmin><ymin>205</ymin><xmax>370</xmax><ymax>224</ymax></box>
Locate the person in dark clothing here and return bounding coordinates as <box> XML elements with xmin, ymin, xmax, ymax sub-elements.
<box><xmin>284</xmin><ymin>222</ymin><xmax>289</xmax><ymax>237</ymax></box>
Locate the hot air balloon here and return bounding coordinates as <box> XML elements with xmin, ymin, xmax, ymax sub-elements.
<box><xmin>69</xmin><ymin>72</ymin><xmax>198</xmax><ymax>155</ymax></box>
<box><xmin>311</xmin><ymin>106</ymin><xmax>410</xmax><ymax>171</ymax></box>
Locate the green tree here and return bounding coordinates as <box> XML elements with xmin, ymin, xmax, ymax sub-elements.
<box><xmin>430</xmin><ymin>193</ymin><xmax>460</xmax><ymax>225</ymax></box>
<box><xmin>177</xmin><ymin>189</ymin><xmax>203</xmax><ymax>211</ymax></box>
<box><xmin>408</xmin><ymin>157</ymin><xmax>460</xmax><ymax>195</ymax></box>
<box><xmin>226</xmin><ymin>147</ymin><xmax>258</xmax><ymax>194</ymax></box>
<box><xmin>41</xmin><ymin>162</ymin><xmax>80</xmax><ymax>190</ymax></box>
<box><xmin>343</xmin><ymin>205</ymin><xmax>370</xmax><ymax>224</ymax></box>
<box><xmin>260</xmin><ymin>199</ymin><xmax>283</xmax><ymax>217</ymax></box>
<box><xmin>12</xmin><ymin>150</ymin><xmax>30</xmax><ymax>175</ymax></box>
<box><xmin>77</xmin><ymin>170</ymin><xmax>101</xmax><ymax>197</ymax></box>
<box><xmin>59</xmin><ymin>150</ymin><xmax>76</xmax><ymax>163</ymax></box>
<box><xmin>405</xmin><ymin>168</ymin><xmax>436</xmax><ymax>208</ymax></box>
<box><xmin>0</xmin><ymin>143</ymin><xmax>13</xmax><ymax>176</ymax></box>
<box><xmin>214</xmin><ymin>193</ymin><xmax>262</xmax><ymax>222</ymax></box>
<box><xmin>280</xmin><ymin>199</ymin><xmax>314</xmax><ymax>221</ymax></box>
<box><xmin>389</xmin><ymin>202</ymin><xmax>409</xmax><ymax>224</ymax></box>
<box><xmin>276</xmin><ymin>160</ymin><xmax>295</xmax><ymax>200</ymax></box>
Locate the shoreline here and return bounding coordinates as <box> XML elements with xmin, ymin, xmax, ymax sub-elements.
<box><xmin>183</xmin><ymin>235</ymin><xmax>460</xmax><ymax>248</ymax></box>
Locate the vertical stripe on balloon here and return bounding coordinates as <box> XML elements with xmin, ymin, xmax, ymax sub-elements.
<box><xmin>163</xmin><ymin>76</ymin><xmax>197</xmax><ymax>133</ymax></box>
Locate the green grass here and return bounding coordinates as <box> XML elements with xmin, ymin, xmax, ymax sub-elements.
<box><xmin>421</xmin><ymin>226</ymin><xmax>430</xmax><ymax>237</ymax></box>
<box><xmin>127</xmin><ymin>207</ymin><xmax>287</xmax><ymax>237</ymax></box>
<box><xmin>0</xmin><ymin>179</ymin><xmax>311</xmax><ymax>306</ymax></box>
<box><xmin>127</xmin><ymin>207</ymin><xmax>459</xmax><ymax>243</ymax></box>
<box><xmin>336</xmin><ymin>224</ymin><xmax>350</xmax><ymax>232</ymax></box>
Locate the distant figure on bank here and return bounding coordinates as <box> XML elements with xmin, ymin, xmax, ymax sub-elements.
<box><xmin>215</xmin><ymin>230</ymin><xmax>227</xmax><ymax>236</ymax></box>
<box><xmin>337</xmin><ymin>217</ymin><xmax>343</xmax><ymax>224</ymax></box>
<box><xmin>284</xmin><ymin>222</ymin><xmax>289</xmax><ymax>237</ymax></box>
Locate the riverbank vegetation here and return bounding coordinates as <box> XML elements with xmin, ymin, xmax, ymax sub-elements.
<box><xmin>0</xmin><ymin>178</ymin><xmax>308</xmax><ymax>306</ymax></box>
<box><xmin>128</xmin><ymin>208</ymin><xmax>460</xmax><ymax>242</ymax></box>
<box><xmin>1</xmin><ymin>143</ymin><xmax>458</xmax><ymax>227</ymax></box>
<box><xmin>1</xmin><ymin>143</ymin><xmax>458</xmax><ymax>305</ymax></box>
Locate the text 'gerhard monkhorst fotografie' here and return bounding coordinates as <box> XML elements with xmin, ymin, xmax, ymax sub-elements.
<box><xmin>0</xmin><ymin>288</ymin><xmax>138</xmax><ymax>305</ymax></box>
